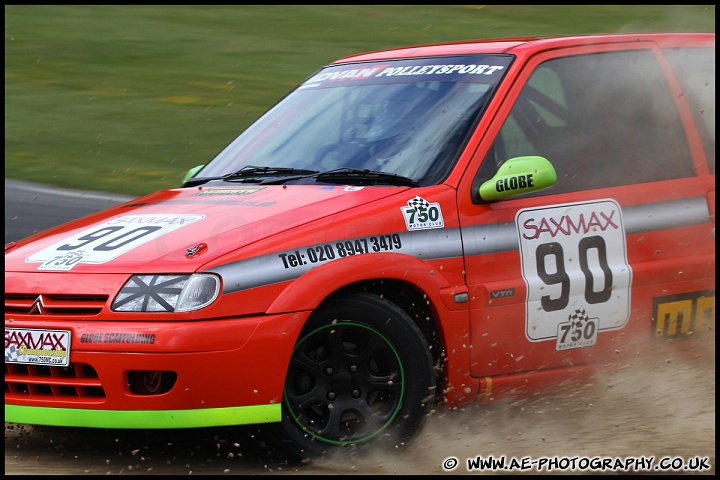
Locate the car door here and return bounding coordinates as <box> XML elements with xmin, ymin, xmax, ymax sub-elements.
<box><xmin>456</xmin><ymin>40</ymin><xmax>716</xmax><ymax>381</ymax></box>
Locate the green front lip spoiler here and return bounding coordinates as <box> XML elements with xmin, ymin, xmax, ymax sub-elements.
<box><xmin>5</xmin><ymin>404</ymin><xmax>281</xmax><ymax>429</ymax></box>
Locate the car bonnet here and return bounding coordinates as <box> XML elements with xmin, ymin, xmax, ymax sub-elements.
<box><xmin>5</xmin><ymin>184</ymin><xmax>407</xmax><ymax>274</ymax></box>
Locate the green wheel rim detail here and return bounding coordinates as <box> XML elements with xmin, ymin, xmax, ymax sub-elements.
<box><xmin>284</xmin><ymin>321</ymin><xmax>406</xmax><ymax>446</ymax></box>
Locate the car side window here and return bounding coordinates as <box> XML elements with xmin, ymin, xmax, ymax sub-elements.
<box><xmin>663</xmin><ymin>47</ymin><xmax>715</xmax><ymax>174</ymax></box>
<box><xmin>476</xmin><ymin>49</ymin><xmax>695</xmax><ymax>198</ymax></box>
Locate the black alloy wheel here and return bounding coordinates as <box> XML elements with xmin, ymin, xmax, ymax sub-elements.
<box><xmin>275</xmin><ymin>292</ymin><xmax>436</xmax><ymax>460</ymax></box>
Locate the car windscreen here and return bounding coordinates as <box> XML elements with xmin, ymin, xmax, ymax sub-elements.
<box><xmin>199</xmin><ymin>55</ymin><xmax>513</xmax><ymax>186</ymax></box>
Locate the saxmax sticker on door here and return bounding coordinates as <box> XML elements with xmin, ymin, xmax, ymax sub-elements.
<box><xmin>516</xmin><ymin>199</ymin><xmax>632</xmax><ymax>346</ymax></box>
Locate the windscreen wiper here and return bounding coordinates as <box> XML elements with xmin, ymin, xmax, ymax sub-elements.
<box><xmin>183</xmin><ymin>165</ymin><xmax>320</xmax><ymax>187</ymax></box>
<box><xmin>311</xmin><ymin>168</ymin><xmax>420</xmax><ymax>187</ymax></box>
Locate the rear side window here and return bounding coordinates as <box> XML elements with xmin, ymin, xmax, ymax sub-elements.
<box><xmin>478</xmin><ymin>49</ymin><xmax>695</xmax><ymax>196</ymax></box>
<box><xmin>663</xmin><ymin>47</ymin><xmax>715</xmax><ymax>174</ymax></box>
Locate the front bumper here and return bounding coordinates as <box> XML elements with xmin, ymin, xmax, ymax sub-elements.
<box><xmin>5</xmin><ymin>311</ymin><xmax>309</xmax><ymax>429</ymax></box>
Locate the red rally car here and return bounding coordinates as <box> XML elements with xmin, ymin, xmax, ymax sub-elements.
<box><xmin>5</xmin><ymin>33</ymin><xmax>715</xmax><ymax>459</ymax></box>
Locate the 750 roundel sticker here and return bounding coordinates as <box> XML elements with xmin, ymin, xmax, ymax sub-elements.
<box><xmin>516</xmin><ymin>200</ymin><xmax>632</xmax><ymax>349</ymax></box>
<box><xmin>401</xmin><ymin>196</ymin><xmax>444</xmax><ymax>231</ymax></box>
<box><xmin>25</xmin><ymin>214</ymin><xmax>205</xmax><ymax>271</ymax></box>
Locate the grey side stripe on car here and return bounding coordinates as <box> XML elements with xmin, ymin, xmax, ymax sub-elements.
<box><xmin>210</xmin><ymin>196</ymin><xmax>710</xmax><ymax>295</ymax></box>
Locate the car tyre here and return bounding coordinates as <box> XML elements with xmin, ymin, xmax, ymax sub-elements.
<box><xmin>273</xmin><ymin>291</ymin><xmax>436</xmax><ymax>461</ymax></box>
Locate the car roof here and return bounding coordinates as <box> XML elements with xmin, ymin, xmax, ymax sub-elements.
<box><xmin>332</xmin><ymin>33</ymin><xmax>715</xmax><ymax>64</ymax></box>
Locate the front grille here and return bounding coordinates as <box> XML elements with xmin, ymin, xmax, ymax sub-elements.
<box><xmin>5</xmin><ymin>294</ymin><xmax>109</xmax><ymax>316</ymax></box>
<box><xmin>5</xmin><ymin>362</ymin><xmax>106</xmax><ymax>399</ymax></box>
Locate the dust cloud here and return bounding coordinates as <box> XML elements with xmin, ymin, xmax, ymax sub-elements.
<box><xmin>309</xmin><ymin>331</ymin><xmax>715</xmax><ymax>475</ymax></box>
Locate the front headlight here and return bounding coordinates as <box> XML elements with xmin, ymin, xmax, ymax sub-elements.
<box><xmin>112</xmin><ymin>274</ymin><xmax>220</xmax><ymax>312</ymax></box>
